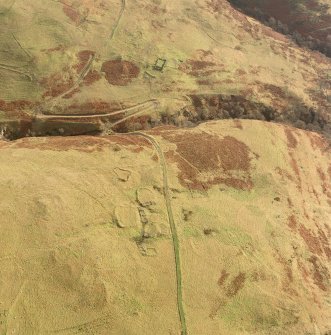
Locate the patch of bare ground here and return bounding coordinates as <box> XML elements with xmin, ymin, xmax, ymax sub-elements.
<box><xmin>101</xmin><ymin>60</ymin><xmax>140</xmax><ymax>86</ymax></box>
<box><xmin>160</xmin><ymin>130</ymin><xmax>254</xmax><ymax>190</ymax></box>
<box><xmin>1</xmin><ymin>135</ymin><xmax>151</xmax><ymax>153</ymax></box>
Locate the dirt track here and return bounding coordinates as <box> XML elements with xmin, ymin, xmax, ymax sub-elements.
<box><xmin>128</xmin><ymin>131</ymin><xmax>188</xmax><ymax>335</ymax></box>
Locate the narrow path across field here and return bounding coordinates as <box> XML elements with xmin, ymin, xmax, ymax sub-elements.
<box><xmin>127</xmin><ymin>132</ymin><xmax>188</xmax><ymax>335</ymax></box>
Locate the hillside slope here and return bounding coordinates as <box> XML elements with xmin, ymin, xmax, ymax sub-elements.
<box><xmin>0</xmin><ymin>0</ymin><xmax>330</xmax><ymax>137</ymax></box>
<box><xmin>0</xmin><ymin>120</ymin><xmax>330</xmax><ymax>334</ymax></box>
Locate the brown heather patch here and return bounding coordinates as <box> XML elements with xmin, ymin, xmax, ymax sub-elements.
<box><xmin>226</xmin><ymin>272</ymin><xmax>246</xmax><ymax>298</ymax></box>
<box><xmin>207</xmin><ymin>0</ymin><xmax>224</xmax><ymax>13</ymax></box>
<box><xmin>309</xmin><ymin>132</ymin><xmax>329</xmax><ymax>151</ymax></box>
<box><xmin>0</xmin><ymin>100</ymin><xmax>35</xmax><ymax>112</ymax></box>
<box><xmin>40</xmin><ymin>68</ymin><xmax>75</xmax><ymax>98</ymax></box>
<box><xmin>101</xmin><ymin>60</ymin><xmax>140</xmax><ymax>86</ymax></box>
<box><xmin>66</xmin><ymin>101</ymin><xmax>120</xmax><ymax>115</ymax></box>
<box><xmin>275</xmin><ymin>167</ymin><xmax>294</xmax><ymax>182</ymax></box>
<box><xmin>287</xmin><ymin>215</ymin><xmax>297</xmax><ymax>230</ymax></box>
<box><xmin>63</xmin><ymin>5</ymin><xmax>80</xmax><ymax>24</ymax></box>
<box><xmin>317</xmin><ymin>225</ymin><xmax>331</xmax><ymax>260</ymax></box>
<box><xmin>63</xmin><ymin>88</ymin><xmax>81</xmax><ymax>99</ymax></box>
<box><xmin>218</xmin><ymin>270</ymin><xmax>230</xmax><ymax>287</ymax></box>
<box><xmin>308</xmin><ymin>256</ymin><xmax>330</xmax><ymax>292</ymax></box>
<box><xmin>289</xmin><ymin>154</ymin><xmax>302</xmax><ymax>191</ymax></box>
<box><xmin>179</xmin><ymin>59</ymin><xmax>221</xmax><ymax>77</ymax></box>
<box><xmin>274</xmin><ymin>250</ymin><xmax>297</xmax><ymax>296</ymax></box>
<box><xmin>74</xmin><ymin>50</ymin><xmax>95</xmax><ymax>73</ymax></box>
<box><xmin>162</xmin><ymin>131</ymin><xmax>254</xmax><ymax>190</ymax></box>
<box><xmin>284</xmin><ymin>127</ymin><xmax>298</xmax><ymax>149</ymax></box>
<box><xmin>298</xmin><ymin>224</ymin><xmax>323</xmax><ymax>256</ymax></box>
<box><xmin>316</xmin><ymin>166</ymin><xmax>329</xmax><ymax>196</ymax></box>
<box><xmin>297</xmin><ymin>260</ymin><xmax>310</xmax><ymax>284</ymax></box>
<box><xmin>83</xmin><ymin>70</ymin><xmax>101</xmax><ymax>86</ymax></box>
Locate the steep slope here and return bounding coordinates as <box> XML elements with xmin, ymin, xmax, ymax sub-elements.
<box><xmin>228</xmin><ymin>0</ymin><xmax>331</xmax><ymax>57</ymax></box>
<box><xmin>0</xmin><ymin>120</ymin><xmax>330</xmax><ymax>334</ymax></box>
<box><xmin>0</xmin><ymin>0</ymin><xmax>330</xmax><ymax>138</ymax></box>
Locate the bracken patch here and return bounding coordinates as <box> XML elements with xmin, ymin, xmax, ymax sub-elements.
<box><xmin>308</xmin><ymin>256</ymin><xmax>330</xmax><ymax>291</ymax></box>
<box><xmin>161</xmin><ymin>130</ymin><xmax>254</xmax><ymax>190</ymax></box>
<box><xmin>101</xmin><ymin>60</ymin><xmax>140</xmax><ymax>86</ymax></box>
<box><xmin>226</xmin><ymin>272</ymin><xmax>246</xmax><ymax>297</ymax></box>
<box><xmin>218</xmin><ymin>270</ymin><xmax>230</xmax><ymax>287</ymax></box>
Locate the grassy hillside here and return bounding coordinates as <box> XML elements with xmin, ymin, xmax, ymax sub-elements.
<box><xmin>0</xmin><ymin>120</ymin><xmax>330</xmax><ymax>334</ymax></box>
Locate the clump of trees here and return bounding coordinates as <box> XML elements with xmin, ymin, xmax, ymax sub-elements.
<box><xmin>228</xmin><ymin>0</ymin><xmax>331</xmax><ymax>58</ymax></box>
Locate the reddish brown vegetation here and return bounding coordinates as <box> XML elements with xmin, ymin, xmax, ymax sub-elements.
<box><xmin>218</xmin><ymin>270</ymin><xmax>230</xmax><ymax>287</ymax></box>
<box><xmin>161</xmin><ymin>130</ymin><xmax>254</xmax><ymax>190</ymax></box>
<box><xmin>308</xmin><ymin>256</ymin><xmax>330</xmax><ymax>291</ymax></box>
<box><xmin>0</xmin><ymin>100</ymin><xmax>35</xmax><ymax>112</ymax></box>
<box><xmin>309</xmin><ymin>132</ymin><xmax>329</xmax><ymax>151</ymax></box>
<box><xmin>226</xmin><ymin>272</ymin><xmax>246</xmax><ymax>297</ymax></box>
<box><xmin>83</xmin><ymin>70</ymin><xmax>101</xmax><ymax>86</ymax></box>
<box><xmin>287</xmin><ymin>215</ymin><xmax>297</xmax><ymax>230</ymax></box>
<box><xmin>40</xmin><ymin>68</ymin><xmax>75</xmax><ymax>98</ymax></box>
<box><xmin>298</xmin><ymin>224</ymin><xmax>323</xmax><ymax>256</ymax></box>
<box><xmin>284</xmin><ymin>127</ymin><xmax>298</xmax><ymax>149</ymax></box>
<box><xmin>74</xmin><ymin>50</ymin><xmax>95</xmax><ymax>73</ymax></box>
<box><xmin>101</xmin><ymin>60</ymin><xmax>140</xmax><ymax>86</ymax></box>
<box><xmin>275</xmin><ymin>167</ymin><xmax>294</xmax><ymax>182</ymax></box>
<box><xmin>66</xmin><ymin>101</ymin><xmax>120</xmax><ymax>115</ymax></box>
<box><xmin>63</xmin><ymin>5</ymin><xmax>80</xmax><ymax>24</ymax></box>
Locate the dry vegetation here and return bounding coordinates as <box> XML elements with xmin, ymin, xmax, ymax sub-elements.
<box><xmin>0</xmin><ymin>0</ymin><xmax>330</xmax><ymax>334</ymax></box>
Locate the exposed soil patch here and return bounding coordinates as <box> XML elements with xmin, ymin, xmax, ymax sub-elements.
<box><xmin>101</xmin><ymin>60</ymin><xmax>140</xmax><ymax>86</ymax></box>
<box><xmin>161</xmin><ymin>130</ymin><xmax>254</xmax><ymax>190</ymax></box>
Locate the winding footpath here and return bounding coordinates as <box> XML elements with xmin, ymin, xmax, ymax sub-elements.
<box><xmin>127</xmin><ymin>132</ymin><xmax>188</xmax><ymax>335</ymax></box>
